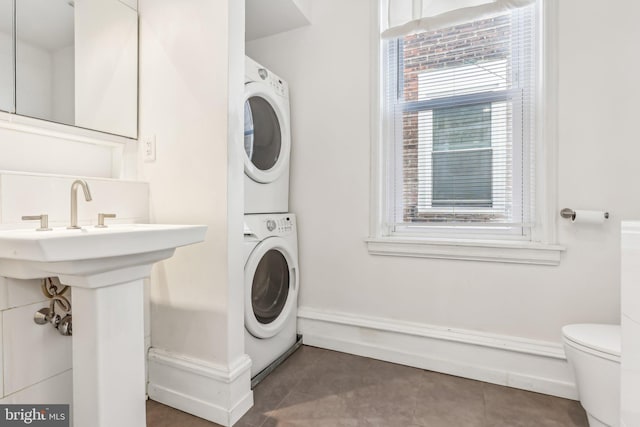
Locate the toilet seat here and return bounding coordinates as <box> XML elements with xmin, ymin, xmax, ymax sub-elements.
<box><xmin>562</xmin><ymin>324</ymin><xmax>620</xmax><ymax>362</ymax></box>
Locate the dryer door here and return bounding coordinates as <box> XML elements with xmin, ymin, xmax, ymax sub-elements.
<box><xmin>245</xmin><ymin>236</ymin><xmax>298</xmax><ymax>339</ymax></box>
<box><xmin>244</xmin><ymin>82</ymin><xmax>291</xmax><ymax>184</ymax></box>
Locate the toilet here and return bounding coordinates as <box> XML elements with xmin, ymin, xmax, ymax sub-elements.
<box><xmin>562</xmin><ymin>324</ymin><xmax>620</xmax><ymax>427</ymax></box>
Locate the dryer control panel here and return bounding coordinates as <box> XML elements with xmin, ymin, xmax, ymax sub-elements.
<box><xmin>246</xmin><ymin>56</ymin><xmax>290</xmax><ymax>99</ymax></box>
<box><xmin>266</xmin><ymin>216</ymin><xmax>294</xmax><ymax>234</ymax></box>
<box><xmin>244</xmin><ymin>214</ymin><xmax>296</xmax><ymax>239</ymax></box>
<box><xmin>263</xmin><ymin>71</ymin><xmax>287</xmax><ymax>98</ymax></box>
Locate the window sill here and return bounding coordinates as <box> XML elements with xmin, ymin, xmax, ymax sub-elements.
<box><xmin>365</xmin><ymin>237</ymin><xmax>565</xmax><ymax>265</ymax></box>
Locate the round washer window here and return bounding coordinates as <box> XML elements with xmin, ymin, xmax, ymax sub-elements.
<box><xmin>251</xmin><ymin>249</ymin><xmax>290</xmax><ymax>324</ymax></box>
<box><xmin>244</xmin><ymin>96</ymin><xmax>282</xmax><ymax>171</ymax></box>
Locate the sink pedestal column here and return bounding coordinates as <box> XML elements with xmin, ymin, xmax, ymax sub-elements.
<box><xmin>62</xmin><ymin>264</ymin><xmax>153</xmax><ymax>427</ymax></box>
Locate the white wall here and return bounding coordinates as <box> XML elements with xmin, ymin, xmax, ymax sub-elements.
<box><xmin>138</xmin><ymin>1</ymin><xmax>249</xmax><ymax>422</ymax></box>
<box><xmin>245</xmin><ymin>0</ymin><xmax>311</xmax><ymax>41</ymax></box>
<box><xmin>139</xmin><ymin>0</ymin><xmax>228</xmax><ymax>365</ymax></box>
<box><xmin>0</xmin><ymin>124</ymin><xmax>116</xmax><ymax>178</ymax></box>
<box><xmin>246</xmin><ymin>0</ymin><xmax>640</xmax><ymax>346</ymax></box>
<box><xmin>138</xmin><ymin>0</ymin><xmax>246</xmax><ymax>384</ymax></box>
<box><xmin>75</xmin><ymin>0</ymin><xmax>138</xmax><ymax>138</ymax></box>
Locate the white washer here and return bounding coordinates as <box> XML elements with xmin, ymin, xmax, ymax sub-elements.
<box><xmin>244</xmin><ymin>213</ymin><xmax>299</xmax><ymax>377</ymax></box>
<box><xmin>244</xmin><ymin>56</ymin><xmax>291</xmax><ymax>214</ymax></box>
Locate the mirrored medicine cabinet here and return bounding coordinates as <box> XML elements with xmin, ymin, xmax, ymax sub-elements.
<box><xmin>0</xmin><ymin>0</ymin><xmax>138</xmax><ymax>138</ymax></box>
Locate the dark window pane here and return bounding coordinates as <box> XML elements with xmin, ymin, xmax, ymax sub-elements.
<box><xmin>433</xmin><ymin>103</ymin><xmax>492</xmax><ymax>151</ymax></box>
<box><xmin>432</xmin><ymin>103</ymin><xmax>492</xmax><ymax>207</ymax></box>
<box><xmin>433</xmin><ymin>149</ymin><xmax>493</xmax><ymax>207</ymax></box>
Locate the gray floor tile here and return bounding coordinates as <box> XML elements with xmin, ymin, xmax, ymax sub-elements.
<box><xmin>413</xmin><ymin>370</ymin><xmax>486</xmax><ymax>427</ymax></box>
<box><xmin>146</xmin><ymin>400</ymin><xmax>222</xmax><ymax>427</ymax></box>
<box><xmin>241</xmin><ymin>346</ymin><xmax>320</xmax><ymax>427</ymax></box>
<box><xmin>362</xmin><ymin>417</ymin><xmax>423</xmax><ymax>427</ymax></box>
<box><xmin>289</xmin><ymin>347</ymin><xmax>372</xmax><ymax>400</ymax></box>
<box><xmin>261</xmin><ymin>390</ymin><xmax>360</xmax><ymax>426</ymax></box>
<box><xmin>483</xmin><ymin>382</ymin><xmax>588</xmax><ymax>427</ymax></box>
<box><xmin>147</xmin><ymin>345</ymin><xmax>589</xmax><ymax>427</ymax></box>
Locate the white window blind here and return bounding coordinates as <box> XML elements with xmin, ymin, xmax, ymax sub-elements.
<box><xmin>382</xmin><ymin>3</ymin><xmax>537</xmax><ymax>239</ymax></box>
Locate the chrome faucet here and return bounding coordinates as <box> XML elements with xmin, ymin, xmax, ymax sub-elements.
<box><xmin>68</xmin><ymin>179</ymin><xmax>92</xmax><ymax>229</ymax></box>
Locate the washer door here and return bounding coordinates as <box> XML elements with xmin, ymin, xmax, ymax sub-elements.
<box><xmin>243</xmin><ymin>82</ymin><xmax>291</xmax><ymax>184</ymax></box>
<box><xmin>245</xmin><ymin>237</ymin><xmax>298</xmax><ymax>339</ymax></box>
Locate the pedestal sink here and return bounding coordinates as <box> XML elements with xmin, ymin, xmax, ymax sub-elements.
<box><xmin>0</xmin><ymin>224</ymin><xmax>207</xmax><ymax>427</ymax></box>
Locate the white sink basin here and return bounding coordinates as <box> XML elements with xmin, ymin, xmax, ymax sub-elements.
<box><xmin>0</xmin><ymin>224</ymin><xmax>207</xmax><ymax>282</ymax></box>
<box><xmin>0</xmin><ymin>223</ymin><xmax>207</xmax><ymax>427</ymax></box>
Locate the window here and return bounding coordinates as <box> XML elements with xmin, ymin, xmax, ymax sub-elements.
<box><xmin>371</xmin><ymin>0</ymin><xmax>563</xmax><ymax>264</ymax></box>
<box><xmin>383</xmin><ymin>6</ymin><xmax>535</xmax><ymax>239</ymax></box>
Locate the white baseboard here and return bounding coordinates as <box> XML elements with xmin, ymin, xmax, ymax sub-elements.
<box><xmin>147</xmin><ymin>349</ymin><xmax>253</xmax><ymax>426</ymax></box>
<box><xmin>298</xmin><ymin>307</ymin><xmax>578</xmax><ymax>400</ymax></box>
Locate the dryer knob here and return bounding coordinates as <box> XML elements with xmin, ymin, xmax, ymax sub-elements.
<box><xmin>266</xmin><ymin>219</ymin><xmax>276</xmax><ymax>231</ymax></box>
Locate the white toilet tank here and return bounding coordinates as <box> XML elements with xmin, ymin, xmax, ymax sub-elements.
<box><xmin>562</xmin><ymin>324</ymin><xmax>620</xmax><ymax>427</ymax></box>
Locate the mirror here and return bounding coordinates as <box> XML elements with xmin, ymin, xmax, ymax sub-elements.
<box><xmin>16</xmin><ymin>0</ymin><xmax>75</xmax><ymax>126</ymax></box>
<box><xmin>0</xmin><ymin>0</ymin><xmax>12</xmax><ymax>112</ymax></box>
<box><xmin>1</xmin><ymin>0</ymin><xmax>138</xmax><ymax>138</ymax></box>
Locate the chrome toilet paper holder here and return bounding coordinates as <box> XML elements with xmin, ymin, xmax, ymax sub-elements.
<box><xmin>560</xmin><ymin>208</ymin><xmax>609</xmax><ymax>220</ymax></box>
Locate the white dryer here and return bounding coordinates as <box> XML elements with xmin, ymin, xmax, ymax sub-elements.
<box><xmin>244</xmin><ymin>56</ymin><xmax>291</xmax><ymax>214</ymax></box>
<box><xmin>244</xmin><ymin>213</ymin><xmax>299</xmax><ymax>378</ymax></box>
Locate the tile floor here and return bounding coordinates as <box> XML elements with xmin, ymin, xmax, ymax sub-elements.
<box><xmin>146</xmin><ymin>345</ymin><xmax>589</xmax><ymax>427</ymax></box>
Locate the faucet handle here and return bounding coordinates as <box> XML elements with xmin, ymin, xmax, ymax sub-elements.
<box><xmin>96</xmin><ymin>213</ymin><xmax>116</xmax><ymax>228</ymax></box>
<box><xmin>22</xmin><ymin>214</ymin><xmax>52</xmax><ymax>231</ymax></box>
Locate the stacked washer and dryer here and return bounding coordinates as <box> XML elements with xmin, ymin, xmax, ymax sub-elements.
<box><xmin>243</xmin><ymin>56</ymin><xmax>300</xmax><ymax>384</ymax></box>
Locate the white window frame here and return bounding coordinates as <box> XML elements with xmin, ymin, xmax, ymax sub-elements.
<box><xmin>367</xmin><ymin>0</ymin><xmax>564</xmax><ymax>265</ymax></box>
